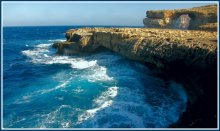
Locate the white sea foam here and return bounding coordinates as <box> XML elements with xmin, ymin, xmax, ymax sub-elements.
<box><xmin>13</xmin><ymin>96</ymin><xmax>31</xmax><ymax>104</ymax></box>
<box><xmin>22</xmin><ymin>50</ymin><xmax>40</xmax><ymax>58</ymax></box>
<box><xmin>76</xmin><ymin>85</ymin><xmax>148</xmax><ymax>127</ymax></box>
<box><xmin>73</xmin><ymin>86</ymin><xmax>84</xmax><ymax>93</ymax></box>
<box><xmin>23</xmin><ymin>43</ymin><xmax>113</xmax><ymax>82</ymax></box>
<box><xmin>18</xmin><ymin>42</ymin><xmax>187</xmax><ymax>128</ymax></box>
<box><xmin>13</xmin><ymin>77</ymin><xmax>72</xmax><ymax>105</ymax></box>
<box><xmin>44</xmin><ymin>57</ymin><xmax>97</xmax><ymax>69</ymax></box>
<box><xmin>40</xmin><ymin>105</ymin><xmax>72</xmax><ymax>128</ymax></box>
<box><xmin>71</xmin><ymin>60</ymin><xmax>97</xmax><ymax>69</ymax></box>
<box><xmin>55</xmin><ymin>96</ymin><xmax>64</xmax><ymax>101</ymax></box>
<box><xmin>40</xmin><ymin>79</ymin><xmax>71</xmax><ymax>95</ymax></box>
<box><xmin>37</xmin><ymin>77</ymin><xmax>73</xmax><ymax>95</ymax></box>
<box><xmin>77</xmin><ymin>86</ymin><xmax>118</xmax><ymax>124</ymax></box>
<box><xmin>83</xmin><ymin>66</ymin><xmax>114</xmax><ymax>82</ymax></box>
<box><xmin>22</xmin><ymin>43</ymin><xmax>97</xmax><ymax>69</ymax></box>
<box><xmin>7</xmin><ymin>117</ymin><xmax>27</xmax><ymax>127</ymax></box>
<box><xmin>76</xmin><ymin>80</ymin><xmax>187</xmax><ymax>128</ymax></box>
<box><xmin>36</xmin><ymin>43</ymin><xmax>52</xmax><ymax>48</ymax></box>
<box><xmin>48</xmin><ymin>39</ymin><xmax>66</xmax><ymax>42</ymax></box>
<box><xmin>22</xmin><ymin>43</ymin><xmax>52</xmax><ymax>59</ymax></box>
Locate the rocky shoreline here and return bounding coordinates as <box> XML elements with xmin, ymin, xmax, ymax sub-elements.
<box><xmin>52</xmin><ymin>27</ymin><xmax>217</xmax><ymax>128</ymax></box>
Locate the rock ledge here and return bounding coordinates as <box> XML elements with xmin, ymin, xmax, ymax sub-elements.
<box><xmin>53</xmin><ymin>27</ymin><xmax>217</xmax><ymax>127</ymax></box>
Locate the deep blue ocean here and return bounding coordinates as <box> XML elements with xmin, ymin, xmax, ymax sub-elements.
<box><xmin>3</xmin><ymin>26</ymin><xmax>187</xmax><ymax>128</ymax></box>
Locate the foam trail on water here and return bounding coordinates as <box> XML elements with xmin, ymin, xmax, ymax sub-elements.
<box><xmin>82</xmin><ymin>66</ymin><xmax>114</xmax><ymax>82</ymax></box>
<box><xmin>17</xmin><ymin>41</ymin><xmax>187</xmax><ymax>128</ymax></box>
<box><xmin>39</xmin><ymin>78</ymin><xmax>71</xmax><ymax>95</ymax></box>
<box><xmin>13</xmin><ymin>77</ymin><xmax>73</xmax><ymax>104</ymax></box>
<box><xmin>77</xmin><ymin>86</ymin><xmax>118</xmax><ymax>124</ymax></box>
<box><xmin>39</xmin><ymin>105</ymin><xmax>72</xmax><ymax>128</ymax></box>
<box><xmin>48</xmin><ymin>39</ymin><xmax>66</xmax><ymax>42</ymax></box>
<box><xmin>22</xmin><ymin>43</ymin><xmax>97</xmax><ymax>69</ymax></box>
<box><xmin>75</xmin><ymin>80</ymin><xmax>187</xmax><ymax>128</ymax></box>
<box><xmin>36</xmin><ymin>44</ymin><xmax>52</xmax><ymax>48</ymax></box>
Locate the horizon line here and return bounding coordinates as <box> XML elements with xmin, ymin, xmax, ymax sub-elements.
<box><xmin>2</xmin><ymin>25</ymin><xmax>144</xmax><ymax>27</ymax></box>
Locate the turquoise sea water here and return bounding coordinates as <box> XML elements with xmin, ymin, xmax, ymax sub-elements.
<box><xmin>3</xmin><ymin>26</ymin><xmax>187</xmax><ymax>128</ymax></box>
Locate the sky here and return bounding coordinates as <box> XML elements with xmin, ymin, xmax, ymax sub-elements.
<box><xmin>2</xmin><ymin>2</ymin><xmax>217</xmax><ymax>27</ymax></box>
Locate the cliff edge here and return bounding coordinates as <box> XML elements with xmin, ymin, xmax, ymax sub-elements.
<box><xmin>143</xmin><ymin>4</ymin><xmax>217</xmax><ymax>31</ymax></box>
<box><xmin>53</xmin><ymin>28</ymin><xmax>217</xmax><ymax>127</ymax></box>
<box><xmin>54</xmin><ymin>28</ymin><xmax>217</xmax><ymax>72</ymax></box>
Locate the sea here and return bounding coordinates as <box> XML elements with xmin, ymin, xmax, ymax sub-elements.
<box><xmin>3</xmin><ymin>26</ymin><xmax>187</xmax><ymax>128</ymax></box>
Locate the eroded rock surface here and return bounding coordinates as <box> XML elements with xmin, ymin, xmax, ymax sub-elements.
<box><xmin>143</xmin><ymin>5</ymin><xmax>217</xmax><ymax>31</ymax></box>
<box><xmin>53</xmin><ymin>27</ymin><xmax>217</xmax><ymax>127</ymax></box>
<box><xmin>54</xmin><ymin>28</ymin><xmax>217</xmax><ymax>71</ymax></box>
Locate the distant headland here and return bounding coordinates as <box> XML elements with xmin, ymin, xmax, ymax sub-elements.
<box><xmin>143</xmin><ymin>4</ymin><xmax>217</xmax><ymax>31</ymax></box>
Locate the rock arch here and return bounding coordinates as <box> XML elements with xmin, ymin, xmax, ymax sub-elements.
<box><xmin>174</xmin><ymin>14</ymin><xmax>190</xmax><ymax>29</ymax></box>
<box><xmin>173</xmin><ymin>13</ymin><xmax>197</xmax><ymax>30</ymax></box>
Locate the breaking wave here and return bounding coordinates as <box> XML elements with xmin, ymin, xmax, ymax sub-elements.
<box><xmin>4</xmin><ymin>36</ymin><xmax>187</xmax><ymax>128</ymax></box>
<box><xmin>22</xmin><ymin>43</ymin><xmax>97</xmax><ymax>69</ymax></box>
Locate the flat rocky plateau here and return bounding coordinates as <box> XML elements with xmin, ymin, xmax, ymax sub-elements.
<box><xmin>54</xmin><ymin>28</ymin><xmax>217</xmax><ymax>72</ymax></box>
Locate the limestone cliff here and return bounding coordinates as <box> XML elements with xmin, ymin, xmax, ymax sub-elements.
<box><xmin>54</xmin><ymin>28</ymin><xmax>217</xmax><ymax>72</ymax></box>
<box><xmin>53</xmin><ymin>28</ymin><xmax>217</xmax><ymax>127</ymax></box>
<box><xmin>143</xmin><ymin>5</ymin><xmax>217</xmax><ymax>31</ymax></box>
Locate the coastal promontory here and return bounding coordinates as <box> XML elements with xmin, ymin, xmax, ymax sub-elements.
<box><xmin>53</xmin><ymin>27</ymin><xmax>217</xmax><ymax>127</ymax></box>
<box><xmin>143</xmin><ymin>4</ymin><xmax>217</xmax><ymax>31</ymax></box>
<box><xmin>52</xmin><ymin>4</ymin><xmax>217</xmax><ymax>128</ymax></box>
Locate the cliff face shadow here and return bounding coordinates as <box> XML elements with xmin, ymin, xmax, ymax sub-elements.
<box><xmin>54</xmin><ymin>25</ymin><xmax>217</xmax><ymax>128</ymax></box>
<box><xmin>69</xmin><ymin>45</ymin><xmax>217</xmax><ymax>128</ymax></box>
<box><xmin>66</xmin><ymin>48</ymin><xmax>188</xmax><ymax>128</ymax></box>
